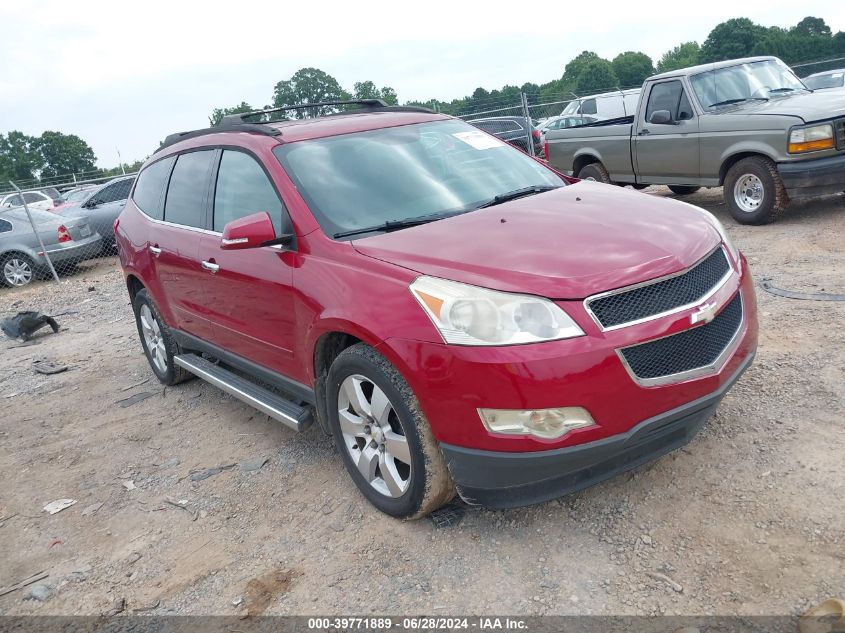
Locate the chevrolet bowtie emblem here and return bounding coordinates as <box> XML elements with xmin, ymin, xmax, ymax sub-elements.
<box><xmin>691</xmin><ymin>302</ymin><xmax>717</xmax><ymax>325</ymax></box>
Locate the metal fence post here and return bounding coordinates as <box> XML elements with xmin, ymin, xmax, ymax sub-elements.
<box><xmin>9</xmin><ymin>180</ymin><xmax>61</xmax><ymax>284</ymax></box>
<box><xmin>520</xmin><ymin>92</ymin><xmax>535</xmax><ymax>157</ymax></box>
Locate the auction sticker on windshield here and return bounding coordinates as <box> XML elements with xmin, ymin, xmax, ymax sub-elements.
<box><xmin>453</xmin><ymin>130</ymin><xmax>505</xmax><ymax>150</ymax></box>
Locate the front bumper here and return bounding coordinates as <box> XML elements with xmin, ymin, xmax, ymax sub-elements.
<box><xmin>442</xmin><ymin>352</ymin><xmax>754</xmax><ymax>508</ymax></box>
<box><xmin>777</xmin><ymin>153</ymin><xmax>845</xmax><ymax>199</ymax></box>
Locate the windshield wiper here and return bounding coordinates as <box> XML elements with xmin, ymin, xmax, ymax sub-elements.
<box><xmin>477</xmin><ymin>185</ymin><xmax>560</xmax><ymax>209</ymax></box>
<box><xmin>709</xmin><ymin>97</ymin><xmax>768</xmax><ymax>108</ymax></box>
<box><xmin>768</xmin><ymin>87</ymin><xmax>796</xmax><ymax>94</ymax></box>
<box><xmin>333</xmin><ymin>211</ymin><xmax>461</xmax><ymax>239</ymax></box>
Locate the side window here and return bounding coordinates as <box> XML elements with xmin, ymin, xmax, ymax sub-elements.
<box><xmin>646</xmin><ymin>80</ymin><xmax>693</xmax><ymax>122</ymax></box>
<box><xmin>580</xmin><ymin>99</ymin><xmax>597</xmax><ymax>115</ymax></box>
<box><xmin>164</xmin><ymin>151</ymin><xmax>215</xmax><ymax>228</ymax></box>
<box><xmin>23</xmin><ymin>192</ymin><xmax>45</xmax><ymax>204</ymax></box>
<box><xmin>0</xmin><ymin>219</ymin><xmax>12</xmax><ymax>233</ymax></box>
<box><xmin>214</xmin><ymin>150</ymin><xmax>286</xmax><ymax>234</ymax></box>
<box><xmin>5</xmin><ymin>195</ymin><xmax>22</xmax><ymax>206</ymax></box>
<box><xmin>133</xmin><ymin>156</ymin><xmax>176</xmax><ymax>220</ymax></box>
<box><xmin>98</xmin><ymin>178</ymin><xmax>134</xmax><ymax>204</ymax></box>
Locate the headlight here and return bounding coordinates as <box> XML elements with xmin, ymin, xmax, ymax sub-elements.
<box><xmin>789</xmin><ymin>124</ymin><xmax>834</xmax><ymax>153</ymax></box>
<box><xmin>409</xmin><ymin>276</ymin><xmax>584</xmax><ymax>346</ymax></box>
<box><xmin>478</xmin><ymin>406</ymin><xmax>595</xmax><ymax>439</ymax></box>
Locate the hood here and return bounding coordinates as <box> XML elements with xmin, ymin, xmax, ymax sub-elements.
<box><xmin>718</xmin><ymin>90</ymin><xmax>845</xmax><ymax>123</ymax></box>
<box><xmin>352</xmin><ymin>182</ymin><xmax>720</xmax><ymax>299</ymax></box>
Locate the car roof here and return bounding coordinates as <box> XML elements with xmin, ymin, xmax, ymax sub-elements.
<box><xmin>805</xmin><ymin>68</ymin><xmax>844</xmax><ymax>78</ymax></box>
<box><xmin>648</xmin><ymin>56</ymin><xmax>781</xmax><ymax>81</ymax></box>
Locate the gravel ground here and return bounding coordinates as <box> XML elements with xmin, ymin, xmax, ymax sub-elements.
<box><xmin>0</xmin><ymin>187</ymin><xmax>843</xmax><ymax>617</ymax></box>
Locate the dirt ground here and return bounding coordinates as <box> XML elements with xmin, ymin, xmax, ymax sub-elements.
<box><xmin>1</xmin><ymin>187</ymin><xmax>843</xmax><ymax>617</ymax></box>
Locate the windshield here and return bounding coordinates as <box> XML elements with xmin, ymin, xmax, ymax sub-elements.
<box><xmin>274</xmin><ymin>119</ymin><xmax>565</xmax><ymax>239</ymax></box>
<box><xmin>804</xmin><ymin>72</ymin><xmax>845</xmax><ymax>90</ymax></box>
<box><xmin>690</xmin><ymin>59</ymin><xmax>808</xmax><ymax>111</ymax></box>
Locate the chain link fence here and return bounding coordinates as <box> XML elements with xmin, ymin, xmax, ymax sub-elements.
<box><xmin>1</xmin><ymin>174</ymin><xmax>136</xmax><ymax>290</ymax></box>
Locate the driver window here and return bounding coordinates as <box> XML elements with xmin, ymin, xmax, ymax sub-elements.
<box><xmin>645</xmin><ymin>80</ymin><xmax>694</xmax><ymax>122</ymax></box>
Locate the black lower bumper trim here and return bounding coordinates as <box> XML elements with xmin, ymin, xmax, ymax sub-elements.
<box><xmin>777</xmin><ymin>154</ymin><xmax>845</xmax><ymax>199</ymax></box>
<box><xmin>441</xmin><ymin>352</ymin><xmax>754</xmax><ymax>509</ymax></box>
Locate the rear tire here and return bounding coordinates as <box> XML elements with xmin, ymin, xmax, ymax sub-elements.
<box><xmin>577</xmin><ymin>162</ymin><xmax>612</xmax><ymax>184</ymax></box>
<box><xmin>132</xmin><ymin>289</ymin><xmax>192</xmax><ymax>386</ymax></box>
<box><xmin>1</xmin><ymin>253</ymin><xmax>35</xmax><ymax>287</ymax></box>
<box><xmin>724</xmin><ymin>156</ymin><xmax>787</xmax><ymax>225</ymax></box>
<box><xmin>630</xmin><ymin>183</ymin><xmax>649</xmax><ymax>190</ymax></box>
<box><xmin>667</xmin><ymin>185</ymin><xmax>701</xmax><ymax>195</ymax></box>
<box><xmin>327</xmin><ymin>343</ymin><xmax>455</xmax><ymax>518</ymax></box>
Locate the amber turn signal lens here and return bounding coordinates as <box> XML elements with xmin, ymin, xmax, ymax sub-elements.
<box><xmin>788</xmin><ymin>138</ymin><xmax>835</xmax><ymax>153</ymax></box>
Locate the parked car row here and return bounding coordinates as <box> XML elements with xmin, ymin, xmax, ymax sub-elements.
<box><xmin>0</xmin><ymin>175</ymin><xmax>135</xmax><ymax>287</ymax></box>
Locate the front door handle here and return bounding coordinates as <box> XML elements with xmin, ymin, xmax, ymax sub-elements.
<box><xmin>201</xmin><ymin>260</ymin><xmax>220</xmax><ymax>273</ymax></box>
<box><xmin>149</xmin><ymin>245</ymin><xmax>161</xmax><ymax>256</ymax></box>
<box><xmin>638</xmin><ymin>128</ymin><xmax>650</xmax><ymax>136</ymax></box>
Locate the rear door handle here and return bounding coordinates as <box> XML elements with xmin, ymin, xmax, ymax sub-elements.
<box><xmin>149</xmin><ymin>245</ymin><xmax>161</xmax><ymax>256</ymax></box>
<box><xmin>201</xmin><ymin>260</ymin><xmax>220</xmax><ymax>273</ymax></box>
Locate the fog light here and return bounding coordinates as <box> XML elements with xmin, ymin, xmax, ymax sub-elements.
<box><xmin>478</xmin><ymin>407</ymin><xmax>595</xmax><ymax>439</ymax></box>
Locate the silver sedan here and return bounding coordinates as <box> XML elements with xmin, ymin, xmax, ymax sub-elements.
<box><xmin>0</xmin><ymin>207</ymin><xmax>102</xmax><ymax>287</ymax></box>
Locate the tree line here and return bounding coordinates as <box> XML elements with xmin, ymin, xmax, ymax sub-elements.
<box><xmin>2</xmin><ymin>15</ymin><xmax>842</xmax><ymax>188</ymax></box>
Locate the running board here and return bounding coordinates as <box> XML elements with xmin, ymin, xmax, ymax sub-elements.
<box><xmin>174</xmin><ymin>354</ymin><xmax>313</xmax><ymax>432</ymax></box>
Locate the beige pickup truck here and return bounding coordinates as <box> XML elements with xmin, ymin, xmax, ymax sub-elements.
<box><xmin>546</xmin><ymin>56</ymin><xmax>845</xmax><ymax>224</ymax></box>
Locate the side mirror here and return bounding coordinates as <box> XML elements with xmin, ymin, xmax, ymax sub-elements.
<box><xmin>648</xmin><ymin>110</ymin><xmax>674</xmax><ymax>125</ymax></box>
<box><xmin>220</xmin><ymin>211</ymin><xmax>292</xmax><ymax>250</ymax></box>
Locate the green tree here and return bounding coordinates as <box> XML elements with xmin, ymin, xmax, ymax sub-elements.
<box><xmin>352</xmin><ymin>81</ymin><xmax>399</xmax><ymax>105</ymax></box>
<box><xmin>611</xmin><ymin>51</ymin><xmax>654</xmax><ymax>88</ymax></box>
<box><xmin>272</xmin><ymin>68</ymin><xmax>350</xmax><ymax>119</ymax></box>
<box><xmin>791</xmin><ymin>16</ymin><xmax>831</xmax><ymax>38</ymax></box>
<box><xmin>209</xmin><ymin>101</ymin><xmax>254</xmax><ymax>126</ymax></box>
<box><xmin>564</xmin><ymin>51</ymin><xmax>602</xmax><ymax>83</ymax></box>
<box><xmin>36</xmin><ymin>132</ymin><xmax>96</xmax><ymax>180</ymax></box>
<box><xmin>656</xmin><ymin>42</ymin><xmax>701</xmax><ymax>73</ymax></box>
<box><xmin>575</xmin><ymin>59</ymin><xmax>618</xmax><ymax>95</ymax></box>
<box><xmin>700</xmin><ymin>18</ymin><xmax>767</xmax><ymax>63</ymax></box>
<box><xmin>0</xmin><ymin>131</ymin><xmax>43</xmax><ymax>184</ymax></box>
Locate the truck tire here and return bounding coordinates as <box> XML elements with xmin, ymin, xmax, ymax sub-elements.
<box><xmin>724</xmin><ymin>156</ymin><xmax>787</xmax><ymax>225</ymax></box>
<box><xmin>327</xmin><ymin>343</ymin><xmax>455</xmax><ymax>518</ymax></box>
<box><xmin>577</xmin><ymin>162</ymin><xmax>612</xmax><ymax>184</ymax></box>
<box><xmin>132</xmin><ymin>289</ymin><xmax>192</xmax><ymax>386</ymax></box>
<box><xmin>667</xmin><ymin>185</ymin><xmax>701</xmax><ymax>196</ymax></box>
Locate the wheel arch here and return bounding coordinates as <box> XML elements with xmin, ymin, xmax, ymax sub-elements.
<box><xmin>572</xmin><ymin>153</ymin><xmax>602</xmax><ymax>177</ymax></box>
<box><xmin>126</xmin><ymin>273</ymin><xmax>145</xmax><ymax>301</ymax></box>
<box><xmin>718</xmin><ymin>150</ymin><xmax>778</xmax><ymax>186</ymax></box>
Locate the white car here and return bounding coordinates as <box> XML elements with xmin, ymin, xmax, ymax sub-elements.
<box><xmin>0</xmin><ymin>190</ymin><xmax>56</xmax><ymax>211</ymax></box>
<box><xmin>536</xmin><ymin>115</ymin><xmax>597</xmax><ymax>144</ymax></box>
<box><xmin>803</xmin><ymin>69</ymin><xmax>845</xmax><ymax>91</ymax></box>
<box><xmin>561</xmin><ymin>88</ymin><xmax>641</xmax><ymax>120</ymax></box>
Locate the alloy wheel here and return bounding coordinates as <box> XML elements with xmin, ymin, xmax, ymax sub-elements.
<box><xmin>139</xmin><ymin>304</ymin><xmax>168</xmax><ymax>374</ymax></box>
<box><xmin>3</xmin><ymin>258</ymin><xmax>33</xmax><ymax>287</ymax></box>
<box><xmin>337</xmin><ymin>374</ymin><xmax>412</xmax><ymax>498</ymax></box>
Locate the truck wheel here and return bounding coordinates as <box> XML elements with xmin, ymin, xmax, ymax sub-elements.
<box><xmin>577</xmin><ymin>162</ymin><xmax>612</xmax><ymax>184</ymax></box>
<box><xmin>327</xmin><ymin>343</ymin><xmax>455</xmax><ymax>518</ymax></box>
<box><xmin>630</xmin><ymin>183</ymin><xmax>649</xmax><ymax>190</ymax></box>
<box><xmin>724</xmin><ymin>156</ymin><xmax>787</xmax><ymax>225</ymax></box>
<box><xmin>668</xmin><ymin>185</ymin><xmax>701</xmax><ymax>195</ymax></box>
<box><xmin>132</xmin><ymin>289</ymin><xmax>192</xmax><ymax>386</ymax></box>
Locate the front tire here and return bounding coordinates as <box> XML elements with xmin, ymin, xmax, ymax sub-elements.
<box><xmin>132</xmin><ymin>289</ymin><xmax>192</xmax><ymax>386</ymax></box>
<box><xmin>327</xmin><ymin>343</ymin><xmax>455</xmax><ymax>518</ymax></box>
<box><xmin>724</xmin><ymin>156</ymin><xmax>787</xmax><ymax>225</ymax></box>
<box><xmin>667</xmin><ymin>185</ymin><xmax>701</xmax><ymax>196</ymax></box>
<box><xmin>577</xmin><ymin>162</ymin><xmax>612</xmax><ymax>184</ymax></box>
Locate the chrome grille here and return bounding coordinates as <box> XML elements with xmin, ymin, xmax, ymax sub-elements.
<box><xmin>587</xmin><ymin>247</ymin><xmax>731</xmax><ymax>329</ymax></box>
<box><xmin>620</xmin><ymin>292</ymin><xmax>743</xmax><ymax>383</ymax></box>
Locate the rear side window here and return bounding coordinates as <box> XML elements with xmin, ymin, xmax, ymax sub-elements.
<box><xmin>133</xmin><ymin>156</ymin><xmax>176</xmax><ymax>220</ymax></box>
<box><xmin>4</xmin><ymin>195</ymin><xmax>22</xmax><ymax>206</ymax></box>
<box><xmin>0</xmin><ymin>219</ymin><xmax>11</xmax><ymax>233</ymax></box>
<box><xmin>23</xmin><ymin>192</ymin><xmax>46</xmax><ymax>204</ymax></box>
<box><xmin>213</xmin><ymin>150</ymin><xmax>286</xmax><ymax>234</ymax></box>
<box><xmin>580</xmin><ymin>99</ymin><xmax>597</xmax><ymax>115</ymax></box>
<box><xmin>98</xmin><ymin>178</ymin><xmax>134</xmax><ymax>204</ymax></box>
<box><xmin>164</xmin><ymin>151</ymin><xmax>215</xmax><ymax>228</ymax></box>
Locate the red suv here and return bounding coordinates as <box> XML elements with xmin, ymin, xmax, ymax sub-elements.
<box><xmin>116</xmin><ymin>100</ymin><xmax>757</xmax><ymax>518</ymax></box>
